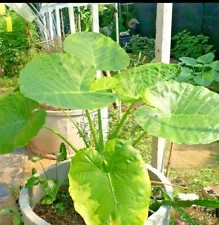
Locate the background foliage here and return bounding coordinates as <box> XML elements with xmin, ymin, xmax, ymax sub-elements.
<box><xmin>0</xmin><ymin>9</ymin><xmax>41</xmax><ymax>77</ymax></box>
<box><xmin>171</xmin><ymin>30</ymin><xmax>215</xmax><ymax>60</ymax></box>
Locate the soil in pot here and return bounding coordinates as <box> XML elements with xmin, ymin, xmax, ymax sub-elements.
<box><xmin>33</xmin><ymin>185</ymin><xmax>160</xmax><ymax>225</ymax></box>
<box><xmin>40</xmin><ymin>103</ymin><xmax>70</xmax><ymax>111</ymax></box>
<box><xmin>33</xmin><ymin>185</ymin><xmax>85</xmax><ymax>225</ymax></box>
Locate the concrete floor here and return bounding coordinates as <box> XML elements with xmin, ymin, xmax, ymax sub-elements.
<box><xmin>0</xmin><ymin>147</ymin><xmax>56</xmax><ymax>224</ymax></box>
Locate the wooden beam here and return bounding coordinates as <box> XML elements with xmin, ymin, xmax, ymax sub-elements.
<box><xmin>152</xmin><ymin>3</ymin><xmax>173</xmax><ymax>173</ymax></box>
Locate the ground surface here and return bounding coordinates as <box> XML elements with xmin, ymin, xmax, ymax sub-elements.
<box><xmin>167</xmin><ymin>142</ymin><xmax>219</xmax><ymax>224</ymax></box>
<box><xmin>0</xmin><ymin>147</ymin><xmax>55</xmax><ymax>224</ymax></box>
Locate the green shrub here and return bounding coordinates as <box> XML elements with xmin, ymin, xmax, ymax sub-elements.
<box><xmin>171</xmin><ymin>30</ymin><xmax>215</xmax><ymax>60</ymax></box>
<box><xmin>0</xmin><ymin>9</ymin><xmax>40</xmax><ymax>77</ymax></box>
<box><xmin>125</xmin><ymin>34</ymin><xmax>155</xmax><ymax>61</ymax></box>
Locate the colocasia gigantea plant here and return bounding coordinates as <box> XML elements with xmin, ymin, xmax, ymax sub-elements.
<box><xmin>1</xmin><ymin>32</ymin><xmax>219</xmax><ymax>225</ymax></box>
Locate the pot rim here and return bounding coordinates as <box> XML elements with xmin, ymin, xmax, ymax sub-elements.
<box><xmin>19</xmin><ymin>160</ymin><xmax>172</xmax><ymax>225</ymax></box>
<box><xmin>45</xmin><ymin>109</ymin><xmax>97</xmax><ymax>117</ymax></box>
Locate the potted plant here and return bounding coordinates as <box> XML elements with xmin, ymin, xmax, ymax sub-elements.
<box><xmin>0</xmin><ymin>32</ymin><xmax>219</xmax><ymax>225</ymax></box>
<box><xmin>26</xmin><ymin>106</ymin><xmax>91</xmax><ymax>160</ymax></box>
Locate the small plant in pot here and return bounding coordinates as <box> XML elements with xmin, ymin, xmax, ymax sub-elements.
<box><xmin>0</xmin><ymin>32</ymin><xmax>219</xmax><ymax>225</ymax></box>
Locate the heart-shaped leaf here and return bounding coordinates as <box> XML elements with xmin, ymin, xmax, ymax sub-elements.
<box><xmin>135</xmin><ymin>81</ymin><xmax>219</xmax><ymax>144</ymax></box>
<box><xmin>0</xmin><ymin>92</ymin><xmax>46</xmax><ymax>154</ymax></box>
<box><xmin>213</xmin><ymin>71</ymin><xmax>219</xmax><ymax>82</ymax></box>
<box><xmin>63</xmin><ymin>32</ymin><xmax>130</xmax><ymax>71</ymax></box>
<box><xmin>69</xmin><ymin>139</ymin><xmax>151</xmax><ymax>225</ymax></box>
<box><xmin>113</xmin><ymin>63</ymin><xmax>181</xmax><ymax>102</ymax></box>
<box><xmin>176</xmin><ymin>67</ymin><xmax>193</xmax><ymax>82</ymax></box>
<box><xmin>194</xmin><ymin>71</ymin><xmax>213</xmax><ymax>86</ymax></box>
<box><xmin>19</xmin><ymin>53</ymin><xmax>117</xmax><ymax>110</ymax></box>
<box><xmin>25</xmin><ymin>176</ymin><xmax>41</xmax><ymax>188</ymax></box>
<box><xmin>42</xmin><ymin>179</ymin><xmax>59</xmax><ymax>204</ymax></box>
<box><xmin>197</xmin><ymin>53</ymin><xmax>215</xmax><ymax>64</ymax></box>
<box><xmin>179</xmin><ymin>57</ymin><xmax>196</xmax><ymax>66</ymax></box>
<box><xmin>211</xmin><ymin>60</ymin><xmax>219</xmax><ymax>71</ymax></box>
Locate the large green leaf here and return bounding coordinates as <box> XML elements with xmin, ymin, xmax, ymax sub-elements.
<box><xmin>175</xmin><ymin>67</ymin><xmax>193</xmax><ymax>82</ymax></box>
<box><xmin>19</xmin><ymin>53</ymin><xmax>117</xmax><ymax>110</ymax></box>
<box><xmin>179</xmin><ymin>57</ymin><xmax>196</xmax><ymax>66</ymax></box>
<box><xmin>90</xmin><ymin>76</ymin><xmax>119</xmax><ymax>91</ymax></box>
<box><xmin>135</xmin><ymin>81</ymin><xmax>219</xmax><ymax>144</ymax></box>
<box><xmin>68</xmin><ymin>139</ymin><xmax>151</xmax><ymax>225</ymax></box>
<box><xmin>113</xmin><ymin>63</ymin><xmax>181</xmax><ymax>102</ymax></box>
<box><xmin>193</xmin><ymin>70</ymin><xmax>214</xmax><ymax>86</ymax></box>
<box><xmin>63</xmin><ymin>32</ymin><xmax>130</xmax><ymax>71</ymax></box>
<box><xmin>197</xmin><ymin>53</ymin><xmax>215</xmax><ymax>64</ymax></box>
<box><xmin>211</xmin><ymin>60</ymin><xmax>219</xmax><ymax>71</ymax></box>
<box><xmin>0</xmin><ymin>92</ymin><xmax>46</xmax><ymax>154</ymax></box>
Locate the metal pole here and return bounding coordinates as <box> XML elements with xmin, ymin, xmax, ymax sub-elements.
<box><xmin>68</xmin><ymin>6</ymin><xmax>76</xmax><ymax>33</ymax></box>
<box><xmin>48</xmin><ymin>10</ymin><xmax>54</xmax><ymax>41</ymax></box>
<box><xmin>115</xmin><ymin>3</ymin><xmax>119</xmax><ymax>43</ymax></box>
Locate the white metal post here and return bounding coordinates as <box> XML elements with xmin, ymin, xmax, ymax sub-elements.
<box><xmin>55</xmin><ymin>8</ymin><xmax>62</xmax><ymax>42</ymax></box>
<box><xmin>68</xmin><ymin>6</ymin><xmax>76</xmax><ymax>33</ymax></box>
<box><xmin>115</xmin><ymin>3</ymin><xmax>119</xmax><ymax>43</ymax></box>
<box><xmin>91</xmin><ymin>3</ymin><xmax>109</xmax><ymax>138</ymax></box>
<box><xmin>48</xmin><ymin>10</ymin><xmax>54</xmax><ymax>41</ymax></box>
<box><xmin>42</xmin><ymin>12</ymin><xmax>46</xmax><ymax>27</ymax></box>
<box><xmin>152</xmin><ymin>3</ymin><xmax>173</xmax><ymax>173</ymax></box>
<box><xmin>42</xmin><ymin>12</ymin><xmax>50</xmax><ymax>50</ymax></box>
<box><xmin>91</xmin><ymin>3</ymin><xmax>99</xmax><ymax>33</ymax></box>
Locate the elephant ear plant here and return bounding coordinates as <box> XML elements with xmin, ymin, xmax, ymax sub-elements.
<box><xmin>0</xmin><ymin>32</ymin><xmax>219</xmax><ymax>225</ymax></box>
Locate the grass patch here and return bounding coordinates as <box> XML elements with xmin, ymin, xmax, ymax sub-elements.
<box><xmin>0</xmin><ymin>76</ymin><xmax>18</xmax><ymax>97</ymax></box>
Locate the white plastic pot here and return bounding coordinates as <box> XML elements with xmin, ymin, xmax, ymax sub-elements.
<box><xmin>19</xmin><ymin>160</ymin><xmax>173</xmax><ymax>225</ymax></box>
<box><xmin>27</xmin><ymin>110</ymin><xmax>95</xmax><ymax>160</ymax></box>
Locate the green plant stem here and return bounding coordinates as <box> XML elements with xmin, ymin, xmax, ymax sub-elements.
<box><xmin>109</xmin><ymin>102</ymin><xmax>135</xmax><ymax>139</ymax></box>
<box><xmin>154</xmin><ymin>198</ymin><xmax>219</xmax><ymax>209</ymax></box>
<box><xmin>97</xmin><ymin>109</ymin><xmax>104</xmax><ymax>153</ymax></box>
<box><xmin>39</xmin><ymin>161</ymin><xmax>49</xmax><ymax>179</ymax></box>
<box><xmin>43</xmin><ymin>125</ymin><xmax>78</xmax><ymax>152</ymax></box>
<box><xmin>62</xmin><ymin>110</ymin><xmax>89</xmax><ymax>148</ymax></box>
<box><xmin>85</xmin><ymin>110</ymin><xmax>99</xmax><ymax>151</ymax></box>
<box><xmin>165</xmin><ymin>142</ymin><xmax>173</xmax><ymax>177</ymax></box>
<box><xmin>132</xmin><ymin>131</ymin><xmax>147</xmax><ymax>147</ymax></box>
